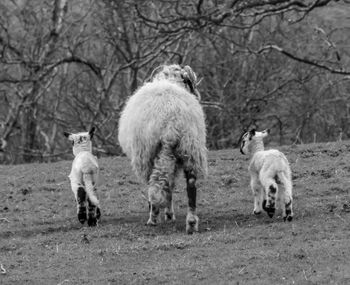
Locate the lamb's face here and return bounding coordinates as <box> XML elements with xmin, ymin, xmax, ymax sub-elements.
<box><xmin>240</xmin><ymin>129</ymin><xmax>270</xmax><ymax>154</ymax></box>
<box><xmin>64</xmin><ymin>127</ymin><xmax>95</xmax><ymax>155</ymax></box>
<box><xmin>151</xmin><ymin>64</ymin><xmax>201</xmax><ymax>100</ymax></box>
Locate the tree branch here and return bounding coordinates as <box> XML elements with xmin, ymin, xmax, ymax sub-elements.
<box><xmin>258</xmin><ymin>45</ymin><xmax>350</xmax><ymax>76</ymax></box>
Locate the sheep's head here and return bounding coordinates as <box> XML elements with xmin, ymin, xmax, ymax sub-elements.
<box><xmin>64</xmin><ymin>127</ymin><xmax>95</xmax><ymax>156</ymax></box>
<box><xmin>240</xmin><ymin>129</ymin><xmax>270</xmax><ymax>155</ymax></box>
<box><xmin>151</xmin><ymin>64</ymin><xmax>201</xmax><ymax>101</ymax></box>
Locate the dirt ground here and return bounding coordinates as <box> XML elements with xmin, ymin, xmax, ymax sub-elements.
<box><xmin>1</xmin><ymin>141</ymin><xmax>350</xmax><ymax>284</ymax></box>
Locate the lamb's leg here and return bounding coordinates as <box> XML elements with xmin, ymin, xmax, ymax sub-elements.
<box><xmin>147</xmin><ymin>144</ymin><xmax>176</xmax><ymax>226</ymax></box>
<box><xmin>83</xmin><ymin>172</ymin><xmax>100</xmax><ymax>227</ymax></box>
<box><xmin>184</xmin><ymin>169</ymin><xmax>199</xmax><ymax>234</ymax></box>
<box><xmin>87</xmin><ymin>184</ymin><xmax>101</xmax><ymax>226</ymax></box>
<box><xmin>279</xmin><ymin>173</ymin><xmax>293</xmax><ymax>222</ymax></box>
<box><xmin>87</xmin><ymin>200</ymin><xmax>99</xmax><ymax>226</ymax></box>
<box><xmin>260</xmin><ymin>172</ymin><xmax>278</xmax><ymax>218</ymax></box>
<box><xmin>251</xmin><ymin>174</ymin><xmax>263</xmax><ymax>215</ymax></box>
<box><xmin>71</xmin><ymin>182</ymin><xmax>87</xmax><ymax>224</ymax></box>
<box><xmin>92</xmin><ymin>172</ymin><xmax>101</xmax><ymax>221</ymax></box>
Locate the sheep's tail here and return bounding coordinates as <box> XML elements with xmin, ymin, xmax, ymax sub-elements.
<box><xmin>82</xmin><ymin>173</ymin><xmax>99</xmax><ymax>206</ymax></box>
<box><xmin>178</xmin><ymin>140</ymin><xmax>208</xmax><ymax>178</ymax></box>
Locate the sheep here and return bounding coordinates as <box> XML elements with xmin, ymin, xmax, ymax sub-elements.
<box><xmin>64</xmin><ymin>127</ymin><xmax>101</xmax><ymax>226</ymax></box>
<box><xmin>118</xmin><ymin>64</ymin><xmax>207</xmax><ymax>234</ymax></box>
<box><xmin>240</xmin><ymin>129</ymin><xmax>293</xmax><ymax>221</ymax></box>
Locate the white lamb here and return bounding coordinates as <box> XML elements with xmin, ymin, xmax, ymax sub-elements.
<box><xmin>240</xmin><ymin>129</ymin><xmax>293</xmax><ymax>221</ymax></box>
<box><xmin>64</xmin><ymin>127</ymin><xmax>101</xmax><ymax>226</ymax></box>
<box><xmin>118</xmin><ymin>64</ymin><xmax>207</xmax><ymax>234</ymax></box>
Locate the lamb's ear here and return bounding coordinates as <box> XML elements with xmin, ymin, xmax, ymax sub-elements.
<box><xmin>249</xmin><ymin>129</ymin><xmax>256</xmax><ymax>137</ymax></box>
<box><xmin>63</xmin><ymin>132</ymin><xmax>73</xmax><ymax>140</ymax></box>
<box><xmin>89</xmin><ymin>127</ymin><xmax>95</xmax><ymax>139</ymax></box>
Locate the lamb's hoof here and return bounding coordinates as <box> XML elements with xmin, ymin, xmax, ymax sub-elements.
<box><xmin>262</xmin><ymin>200</ymin><xmax>267</xmax><ymax>211</ymax></box>
<box><xmin>87</xmin><ymin>216</ymin><xmax>97</xmax><ymax>227</ymax></box>
<box><xmin>283</xmin><ymin>215</ymin><xmax>293</xmax><ymax>222</ymax></box>
<box><xmin>77</xmin><ymin>207</ymin><xmax>87</xmax><ymax>224</ymax></box>
<box><xmin>77</xmin><ymin>187</ymin><xmax>87</xmax><ymax>224</ymax></box>
<box><xmin>87</xmin><ymin>208</ymin><xmax>99</xmax><ymax>227</ymax></box>
<box><xmin>266</xmin><ymin>208</ymin><xmax>275</xmax><ymax>218</ymax></box>
<box><xmin>96</xmin><ymin>207</ymin><xmax>101</xmax><ymax>220</ymax></box>
<box><xmin>78</xmin><ymin>215</ymin><xmax>86</xmax><ymax>224</ymax></box>
<box><xmin>186</xmin><ymin>214</ymin><xmax>199</xmax><ymax>235</ymax></box>
<box><xmin>262</xmin><ymin>200</ymin><xmax>275</xmax><ymax>218</ymax></box>
<box><xmin>165</xmin><ymin>213</ymin><xmax>176</xmax><ymax>222</ymax></box>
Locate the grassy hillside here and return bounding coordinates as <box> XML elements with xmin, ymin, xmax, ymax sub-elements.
<box><xmin>1</xmin><ymin>141</ymin><xmax>350</xmax><ymax>284</ymax></box>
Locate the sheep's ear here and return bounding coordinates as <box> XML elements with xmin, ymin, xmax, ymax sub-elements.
<box><xmin>89</xmin><ymin>127</ymin><xmax>95</xmax><ymax>139</ymax></box>
<box><xmin>149</xmin><ymin>65</ymin><xmax>164</xmax><ymax>81</ymax></box>
<box><xmin>64</xmin><ymin>132</ymin><xmax>73</xmax><ymax>140</ymax></box>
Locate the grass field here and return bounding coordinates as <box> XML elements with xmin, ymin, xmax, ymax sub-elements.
<box><xmin>1</xmin><ymin>141</ymin><xmax>350</xmax><ymax>285</ymax></box>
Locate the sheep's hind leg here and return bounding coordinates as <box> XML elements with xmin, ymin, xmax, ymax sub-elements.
<box><xmin>164</xmin><ymin>197</ymin><xmax>176</xmax><ymax>222</ymax></box>
<box><xmin>164</xmin><ymin>170</ymin><xmax>176</xmax><ymax>222</ymax></box>
<box><xmin>147</xmin><ymin>180</ymin><xmax>164</xmax><ymax>226</ymax></box>
<box><xmin>147</xmin><ymin>144</ymin><xmax>176</xmax><ymax>226</ymax></box>
<box><xmin>147</xmin><ymin>198</ymin><xmax>160</xmax><ymax>226</ymax></box>
<box><xmin>185</xmin><ymin>169</ymin><xmax>199</xmax><ymax>234</ymax></box>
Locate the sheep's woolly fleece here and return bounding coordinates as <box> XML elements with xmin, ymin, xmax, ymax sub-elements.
<box><xmin>118</xmin><ymin>65</ymin><xmax>207</xmax><ymax>183</ymax></box>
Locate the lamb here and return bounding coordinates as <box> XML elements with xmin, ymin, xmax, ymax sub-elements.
<box><xmin>240</xmin><ymin>129</ymin><xmax>293</xmax><ymax>221</ymax></box>
<box><xmin>64</xmin><ymin>127</ymin><xmax>101</xmax><ymax>226</ymax></box>
<box><xmin>118</xmin><ymin>64</ymin><xmax>207</xmax><ymax>234</ymax></box>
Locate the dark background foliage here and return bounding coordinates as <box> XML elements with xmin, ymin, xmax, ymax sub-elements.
<box><xmin>1</xmin><ymin>0</ymin><xmax>350</xmax><ymax>163</ymax></box>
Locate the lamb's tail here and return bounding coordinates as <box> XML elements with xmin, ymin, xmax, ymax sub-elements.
<box><xmin>276</xmin><ymin>171</ymin><xmax>293</xmax><ymax>204</ymax></box>
<box><xmin>276</xmin><ymin>171</ymin><xmax>292</xmax><ymax>189</ymax></box>
<box><xmin>82</xmin><ymin>173</ymin><xmax>99</xmax><ymax>206</ymax></box>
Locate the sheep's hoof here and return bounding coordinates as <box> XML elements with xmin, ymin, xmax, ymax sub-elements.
<box><xmin>186</xmin><ymin>213</ymin><xmax>199</xmax><ymax>235</ymax></box>
<box><xmin>146</xmin><ymin>217</ymin><xmax>158</xmax><ymax>226</ymax></box>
